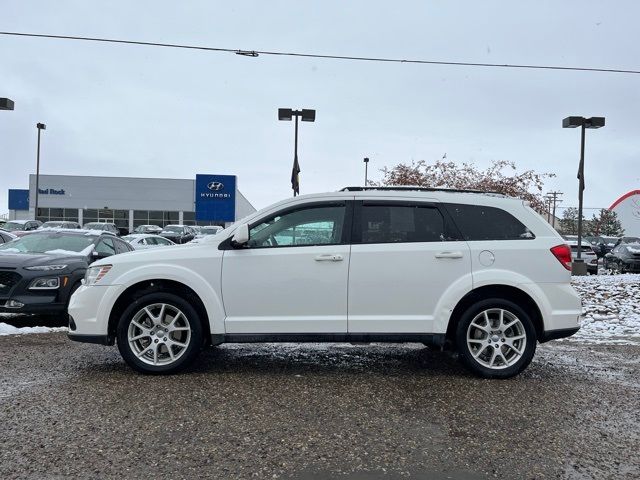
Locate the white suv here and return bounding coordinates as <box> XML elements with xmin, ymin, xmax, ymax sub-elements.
<box><xmin>68</xmin><ymin>187</ymin><xmax>582</xmax><ymax>378</ymax></box>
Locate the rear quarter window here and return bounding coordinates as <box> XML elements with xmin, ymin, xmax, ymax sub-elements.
<box><xmin>444</xmin><ymin>204</ymin><xmax>535</xmax><ymax>241</ymax></box>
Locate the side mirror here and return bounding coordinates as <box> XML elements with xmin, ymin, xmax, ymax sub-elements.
<box><xmin>231</xmin><ymin>224</ymin><xmax>249</xmax><ymax>246</ymax></box>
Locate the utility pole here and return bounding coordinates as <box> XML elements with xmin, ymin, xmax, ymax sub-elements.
<box><xmin>546</xmin><ymin>191</ymin><xmax>563</xmax><ymax>229</ymax></box>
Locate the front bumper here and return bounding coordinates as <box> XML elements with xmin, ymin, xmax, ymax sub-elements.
<box><xmin>67</xmin><ymin>332</ymin><xmax>112</xmax><ymax>345</ymax></box>
<box><xmin>67</xmin><ymin>284</ymin><xmax>123</xmax><ymax>337</ymax></box>
<box><xmin>540</xmin><ymin>326</ymin><xmax>580</xmax><ymax>342</ymax></box>
<box><xmin>0</xmin><ymin>295</ymin><xmax>66</xmax><ymax>314</ymax></box>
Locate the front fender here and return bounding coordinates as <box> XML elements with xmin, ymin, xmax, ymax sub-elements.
<box><xmin>109</xmin><ymin>264</ymin><xmax>225</xmax><ymax>334</ymax></box>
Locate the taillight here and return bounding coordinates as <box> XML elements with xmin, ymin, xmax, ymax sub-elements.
<box><xmin>550</xmin><ymin>244</ymin><xmax>572</xmax><ymax>271</ymax></box>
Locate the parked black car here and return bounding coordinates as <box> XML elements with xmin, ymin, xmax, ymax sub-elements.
<box><xmin>159</xmin><ymin>225</ymin><xmax>196</xmax><ymax>244</ymax></box>
<box><xmin>603</xmin><ymin>242</ymin><xmax>640</xmax><ymax>273</ymax></box>
<box><xmin>83</xmin><ymin>222</ymin><xmax>121</xmax><ymax>236</ymax></box>
<box><xmin>0</xmin><ymin>230</ymin><xmax>133</xmax><ymax>316</ymax></box>
<box><xmin>613</xmin><ymin>236</ymin><xmax>640</xmax><ymax>247</ymax></box>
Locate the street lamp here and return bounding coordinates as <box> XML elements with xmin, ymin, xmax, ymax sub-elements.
<box><xmin>562</xmin><ymin>116</ymin><xmax>605</xmax><ymax>275</ymax></box>
<box><xmin>34</xmin><ymin>123</ymin><xmax>46</xmax><ymax>221</ymax></box>
<box><xmin>278</xmin><ymin>108</ymin><xmax>316</xmax><ymax>196</ymax></box>
<box><xmin>0</xmin><ymin>98</ymin><xmax>15</xmax><ymax>110</ymax></box>
<box><xmin>363</xmin><ymin>157</ymin><xmax>370</xmax><ymax>186</ymax></box>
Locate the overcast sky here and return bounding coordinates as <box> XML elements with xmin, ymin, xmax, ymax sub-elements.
<box><xmin>1</xmin><ymin>1</ymin><xmax>639</xmax><ymax>217</ymax></box>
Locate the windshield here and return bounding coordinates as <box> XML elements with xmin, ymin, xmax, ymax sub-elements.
<box><xmin>0</xmin><ymin>233</ymin><xmax>95</xmax><ymax>254</ymax></box>
<box><xmin>163</xmin><ymin>226</ymin><xmax>183</xmax><ymax>233</ymax></box>
<box><xmin>2</xmin><ymin>222</ymin><xmax>26</xmax><ymax>231</ymax></box>
<box><xmin>201</xmin><ymin>227</ymin><xmax>221</xmax><ymax>235</ymax></box>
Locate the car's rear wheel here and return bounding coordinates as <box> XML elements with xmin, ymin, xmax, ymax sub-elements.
<box><xmin>117</xmin><ymin>292</ymin><xmax>203</xmax><ymax>374</ymax></box>
<box><xmin>456</xmin><ymin>298</ymin><xmax>537</xmax><ymax>379</ymax></box>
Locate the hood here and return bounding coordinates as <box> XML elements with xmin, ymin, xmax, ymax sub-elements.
<box><xmin>92</xmin><ymin>238</ymin><xmax>220</xmax><ymax>268</ymax></box>
<box><xmin>0</xmin><ymin>251</ymin><xmax>88</xmax><ymax>269</ymax></box>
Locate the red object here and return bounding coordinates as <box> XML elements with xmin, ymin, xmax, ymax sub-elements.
<box><xmin>550</xmin><ymin>244</ymin><xmax>572</xmax><ymax>271</ymax></box>
<box><xmin>609</xmin><ymin>190</ymin><xmax>640</xmax><ymax>210</ymax></box>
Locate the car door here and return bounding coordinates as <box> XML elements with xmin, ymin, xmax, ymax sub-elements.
<box><xmin>221</xmin><ymin>199</ymin><xmax>352</xmax><ymax>334</ymax></box>
<box><xmin>347</xmin><ymin>200</ymin><xmax>471</xmax><ymax>333</ymax></box>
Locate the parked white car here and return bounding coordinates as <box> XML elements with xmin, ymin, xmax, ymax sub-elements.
<box><xmin>68</xmin><ymin>187</ymin><xmax>582</xmax><ymax>378</ymax></box>
<box><xmin>190</xmin><ymin>225</ymin><xmax>224</xmax><ymax>243</ymax></box>
<box><xmin>122</xmin><ymin>234</ymin><xmax>176</xmax><ymax>250</ymax></box>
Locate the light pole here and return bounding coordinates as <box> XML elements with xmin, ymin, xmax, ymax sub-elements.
<box><xmin>363</xmin><ymin>157</ymin><xmax>370</xmax><ymax>186</ymax></box>
<box><xmin>0</xmin><ymin>98</ymin><xmax>15</xmax><ymax>110</ymax></box>
<box><xmin>35</xmin><ymin>123</ymin><xmax>46</xmax><ymax>221</ymax></box>
<box><xmin>562</xmin><ymin>116</ymin><xmax>605</xmax><ymax>275</ymax></box>
<box><xmin>278</xmin><ymin>108</ymin><xmax>316</xmax><ymax>196</ymax></box>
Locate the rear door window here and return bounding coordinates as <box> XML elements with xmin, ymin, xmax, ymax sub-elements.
<box><xmin>444</xmin><ymin>204</ymin><xmax>534</xmax><ymax>241</ymax></box>
<box><xmin>355</xmin><ymin>203</ymin><xmax>451</xmax><ymax>244</ymax></box>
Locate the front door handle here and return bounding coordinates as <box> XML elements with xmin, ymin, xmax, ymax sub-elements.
<box><xmin>315</xmin><ymin>254</ymin><xmax>343</xmax><ymax>262</ymax></box>
<box><xmin>434</xmin><ymin>251</ymin><xmax>463</xmax><ymax>259</ymax></box>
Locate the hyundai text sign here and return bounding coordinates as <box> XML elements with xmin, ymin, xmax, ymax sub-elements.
<box><xmin>195</xmin><ymin>174</ymin><xmax>236</xmax><ymax>222</ymax></box>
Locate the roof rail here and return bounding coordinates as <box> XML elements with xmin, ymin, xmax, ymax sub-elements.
<box><xmin>340</xmin><ymin>186</ymin><xmax>507</xmax><ymax>196</ymax></box>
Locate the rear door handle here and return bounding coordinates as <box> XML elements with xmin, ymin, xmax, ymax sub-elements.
<box><xmin>315</xmin><ymin>254</ymin><xmax>343</xmax><ymax>262</ymax></box>
<box><xmin>435</xmin><ymin>251</ymin><xmax>463</xmax><ymax>259</ymax></box>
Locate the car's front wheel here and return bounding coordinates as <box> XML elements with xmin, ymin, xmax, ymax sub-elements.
<box><xmin>456</xmin><ymin>299</ymin><xmax>537</xmax><ymax>379</ymax></box>
<box><xmin>116</xmin><ymin>292</ymin><xmax>203</xmax><ymax>374</ymax></box>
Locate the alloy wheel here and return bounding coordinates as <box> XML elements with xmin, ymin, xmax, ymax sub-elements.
<box><xmin>466</xmin><ymin>308</ymin><xmax>527</xmax><ymax>370</ymax></box>
<box><xmin>127</xmin><ymin>303</ymin><xmax>192</xmax><ymax>366</ymax></box>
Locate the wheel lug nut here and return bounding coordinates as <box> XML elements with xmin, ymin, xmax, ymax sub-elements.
<box><xmin>154</xmin><ymin>339</ymin><xmax>159</xmax><ymax>343</ymax></box>
<box><xmin>501</xmin><ymin>339</ymin><xmax>505</xmax><ymax>342</ymax></box>
<box><xmin>163</xmin><ymin>337</ymin><xmax>167</xmax><ymax>341</ymax></box>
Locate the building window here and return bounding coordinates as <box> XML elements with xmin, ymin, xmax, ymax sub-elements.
<box><xmin>133</xmin><ymin>210</ymin><xmax>181</xmax><ymax>228</ymax></box>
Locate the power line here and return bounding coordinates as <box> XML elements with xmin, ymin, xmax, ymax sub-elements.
<box><xmin>2</xmin><ymin>31</ymin><xmax>640</xmax><ymax>75</ymax></box>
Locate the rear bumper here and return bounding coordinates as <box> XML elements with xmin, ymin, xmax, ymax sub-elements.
<box><xmin>540</xmin><ymin>326</ymin><xmax>580</xmax><ymax>342</ymax></box>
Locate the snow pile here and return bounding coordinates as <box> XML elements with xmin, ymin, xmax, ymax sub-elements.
<box><xmin>0</xmin><ymin>322</ymin><xmax>67</xmax><ymax>336</ymax></box>
<box><xmin>570</xmin><ymin>274</ymin><xmax>640</xmax><ymax>345</ymax></box>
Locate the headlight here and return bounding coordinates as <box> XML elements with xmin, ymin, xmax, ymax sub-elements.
<box><xmin>29</xmin><ymin>277</ymin><xmax>60</xmax><ymax>290</ymax></box>
<box><xmin>24</xmin><ymin>264</ymin><xmax>67</xmax><ymax>271</ymax></box>
<box><xmin>84</xmin><ymin>265</ymin><xmax>112</xmax><ymax>285</ymax></box>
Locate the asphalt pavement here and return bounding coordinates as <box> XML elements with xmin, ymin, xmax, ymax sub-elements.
<box><xmin>1</xmin><ymin>324</ymin><xmax>639</xmax><ymax>479</ymax></box>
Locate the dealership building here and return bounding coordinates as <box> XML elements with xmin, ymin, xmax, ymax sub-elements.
<box><xmin>7</xmin><ymin>174</ymin><xmax>256</xmax><ymax>232</ymax></box>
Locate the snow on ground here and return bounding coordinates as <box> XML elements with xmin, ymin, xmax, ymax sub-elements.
<box><xmin>0</xmin><ymin>322</ymin><xmax>67</xmax><ymax>336</ymax></box>
<box><xmin>570</xmin><ymin>273</ymin><xmax>640</xmax><ymax>345</ymax></box>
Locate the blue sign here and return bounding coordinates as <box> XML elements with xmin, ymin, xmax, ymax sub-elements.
<box><xmin>8</xmin><ymin>189</ymin><xmax>29</xmax><ymax>211</ymax></box>
<box><xmin>195</xmin><ymin>174</ymin><xmax>236</xmax><ymax>222</ymax></box>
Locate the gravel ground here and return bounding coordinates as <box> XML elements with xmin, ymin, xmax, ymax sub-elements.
<box><xmin>1</xmin><ymin>332</ymin><xmax>639</xmax><ymax>479</ymax></box>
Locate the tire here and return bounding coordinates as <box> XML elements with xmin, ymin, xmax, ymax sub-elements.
<box><xmin>116</xmin><ymin>292</ymin><xmax>203</xmax><ymax>374</ymax></box>
<box><xmin>455</xmin><ymin>298</ymin><xmax>537</xmax><ymax>379</ymax></box>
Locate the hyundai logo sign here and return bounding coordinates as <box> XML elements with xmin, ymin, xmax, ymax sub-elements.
<box><xmin>196</xmin><ymin>174</ymin><xmax>236</xmax><ymax>222</ymax></box>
